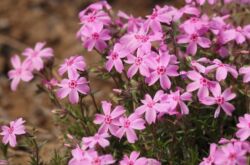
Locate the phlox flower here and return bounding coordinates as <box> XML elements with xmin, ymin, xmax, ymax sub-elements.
<box><xmin>115</xmin><ymin>113</ymin><xmax>145</xmax><ymax>143</ymax></box>
<box><xmin>125</xmin><ymin>48</ymin><xmax>150</xmax><ymax>78</ymax></box>
<box><xmin>135</xmin><ymin>90</ymin><xmax>167</xmax><ymax>124</ymax></box>
<box><xmin>88</xmin><ymin>152</ymin><xmax>115</xmax><ymax>165</ymax></box>
<box><xmin>190</xmin><ymin>57</ymin><xmax>211</xmax><ymax>73</ymax></box>
<box><xmin>119</xmin><ymin>151</ymin><xmax>147</xmax><ymax>165</ymax></box>
<box><xmin>79</xmin><ymin>10</ymin><xmax>111</xmax><ymax>27</ymax></box>
<box><xmin>120</xmin><ymin>25</ymin><xmax>162</xmax><ymax>52</ymax></box>
<box><xmin>200</xmin><ymin>85</ymin><xmax>236</xmax><ymax>118</ymax></box>
<box><xmin>0</xmin><ymin>118</ymin><xmax>26</xmax><ymax>147</ymax></box>
<box><xmin>80</xmin><ymin>24</ymin><xmax>111</xmax><ymax>52</ymax></box>
<box><xmin>82</xmin><ymin>132</ymin><xmax>110</xmax><ymax>148</ymax></box>
<box><xmin>186</xmin><ymin>70</ymin><xmax>217</xmax><ymax>99</ymax></box>
<box><xmin>58</xmin><ymin>55</ymin><xmax>86</xmax><ymax>77</ymax></box>
<box><xmin>8</xmin><ymin>55</ymin><xmax>33</xmax><ymax>91</ymax></box>
<box><xmin>214</xmin><ymin>143</ymin><xmax>247</xmax><ymax>165</ymax></box>
<box><xmin>185</xmin><ymin>0</ymin><xmax>217</xmax><ymax>5</ymax></box>
<box><xmin>57</xmin><ymin>74</ymin><xmax>90</xmax><ymax>104</ymax></box>
<box><xmin>118</xmin><ymin>11</ymin><xmax>143</xmax><ymax>32</ymax></box>
<box><xmin>105</xmin><ymin>43</ymin><xmax>128</xmax><ymax>73</ymax></box>
<box><xmin>94</xmin><ymin>101</ymin><xmax>125</xmax><ymax>136</ymax></box>
<box><xmin>199</xmin><ymin>143</ymin><xmax>217</xmax><ymax>165</ymax></box>
<box><xmin>68</xmin><ymin>146</ymin><xmax>91</xmax><ymax>165</ymax></box>
<box><xmin>177</xmin><ymin>29</ymin><xmax>211</xmax><ymax>55</ymax></box>
<box><xmin>239</xmin><ymin>66</ymin><xmax>250</xmax><ymax>83</ymax></box>
<box><xmin>205</xmin><ymin>59</ymin><xmax>238</xmax><ymax>81</ymax></box>
<box><xmin>147</xmin><ymin>52</ymin><xmax>179</xmax><ymax>89</ymax></box>
<box><xmin>165</xmin><ymin>90</ymin><xmax>192</xmax><ymax>115</ymax></box>
<box><xmin>180</xmin><ymin>17</ymin><xmax>208</xmax><ymax>35</ymax></box>
<box><xmin>22</xmin><ymin>42</ymin><xmax>53</xmax><ymax>71</ymax></box>
<box><xmin>42</xmin><ymin>78</ymin><xmax>57</xmax><ymax>90</ymax></box>
<box><xmin>236</xmin><ymin>114</ymin><xmax>250</xmax><ymax>141</ymax></box>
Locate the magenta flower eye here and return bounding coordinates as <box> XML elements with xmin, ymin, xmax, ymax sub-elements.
<box><xmin>157</xmin><ymin>66</ymin><xmax>166</xmax><ymax>75</ymax></box>
<box><xmin>124</xmin><ymin>120</ymin><xmax>131</xmax><ymax>128</ymax></box>
<box><xmin>190</xmin><ymin>33</ymin><xmax>198</xmax><ymax>41</ymax></box>
<box><xmin>216</xmin><ymin>96</ymin><xmax>225</xmax><ymax>104</ymax></box>
<box><xmin>68</xmin><ymin>80</ymin><xmax>77</xmax><ymax>89</ymax></box>
<box><xmin>111</xmin><ymin>52</ymin><xmax>118</xmax><ymax>60</ymax></box>
<box><xmin>104</xmin><ymin>115</ymin><xmax>112</xmax><ymax>124</ymax></box>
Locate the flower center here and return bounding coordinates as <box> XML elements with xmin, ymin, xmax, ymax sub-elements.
<box><xmin>151</xmin><ymin>10</ymin><xmax>158</xmax><ymax>19</ymax></box>
<box><xmin>92</xmin><ymin>158</ymin><xmax>101</xmax><ymax>165</ymax></box>
<box><xmin>67</xmin><ymin>59</ymin><xmax>74</xmax><ymax>66</ymax></box>
<box><xmin>128</xmin><ymin>161</ymin><xmax>134</xmax><ymax>165</ymax></box>
<box><xmin>124</xmin><ymin>119</ymin><xmax>131</xmax><ymax>128</ymax></box>
<box><xmin>8</xmin><ymin>126</ymin><xmax>14</xmax><ymax>134</ymax></box>
<box><xmin>32</xmin><ymin>51</ymin><xmax>39</xmax><ymax>58</ymax></box>
<box><xmin>87</xmin><ymin>15</ymin><xmax>96</xmax><ymax>22</ymax></box>
<box><xmin>147</xmin><ymin>101</ymin><xmax>155</xmax><ymax>108</ymax></box>
<box><xmin>228</xmin><ymin>153</ymin><xmax>236</xmax><ymax>160</ymax></box>
<box><xmin>216</xmin><ymin>96</ymin><xmax>224</xmax><ymax>105</ymax></box>
<box><xmin>92</xmin><ymin>32</ymin><xmax>100</xmax><ymax>40</ymax></box>
<box><xmin>199</xmin><ymin>78</ymin><xmax>208</xmax><ymax>86</ymax></box>
<box><xmin>16</xmin><ymin>68</ymin><xmax>22</xmax><ymax>75</ymax></box>
<box><xmin>157</xmin><ymin>66</ymin><xmax>166</xmax><ymax>75</ymax></box>
<box><xmin>94</xmin><ymin>134</ymin><xmax>100</xmax><ymax>140</ymax></box>
<box><xmin>190</xmin><ymin>33</ymin><xmax>198</xmax><ymax>42</ymax></box>
<box><xmin>173</xmin><ymin>95</ymin><xmax>180</xmax><ymax>101</ymax></box>
<box><xmin>105</xmin><ymin>115</ymin><xmax>112</xmax><ymax>124</ymax></box>
<box><xmin>191</xmin><ymin>17</ymin><xmax>199</xmax><ymax>23</ymax></box>
<box><xmin>111</xmin><ymin>52</ymin><xmax>118</xmax><ymax>60</ymax></box>
<box><xmin>135</xmin><ymin>57</ymin><xmax>142</xmax><ymax>65</ymax></box>
<box><xmin>135</xmin><ymin>34</ymin><xmax>149</xmax><ymax>43</ymax></box>
<box><xmin>68</xmin><ymin>80</ymin><xmax>77</xmax><ymax>89</ymax></box>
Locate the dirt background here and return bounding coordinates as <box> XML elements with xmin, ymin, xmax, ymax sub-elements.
<box><xmin>0</xmin><ymin>0</ymin><xmax>197</xmax><ymax>164</ymax></box>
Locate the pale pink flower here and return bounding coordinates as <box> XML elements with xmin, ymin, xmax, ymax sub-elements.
<box><xmin>199</xmin><ymin>143</ymin><xmax>217</xmax><ymax>165</ymax></box>
<box><xmin>135</xmin><ymin>90</ymin><xmax>167</xmax><ymax>124</ymax></box>
<box><xmin>8</xmin><ymin>55</ymin><xmax>33</xmax><ymax>91</ymax></box>
<box><xmin>115</xmin><ymin>113</ymin><xmax>145</xmax><ymax>143</ymax></box>
<box><xmin>82</xmin><ymin>132</ymin><xmax>110</xmax><ymax>148</ymax></box>
<box><xmin>119</xmin><ymin>151</ymin><xmax>147</xmax><ymax>165</ymax></box>
<box><xmin>22</xmin><ymin>42</ymin><xmax>53</xmax><ymax>71</ymax></box>
<box><xmin>57</xmin><ymin>74</ymin><xmax>89</xmax><ymax>104</ymax></box>
<box><xmin>236</xmin><ymin>114</ymin><xmax>250</xmax><ymax>141</ymax></box>
<box><xmin>205</xmin><ymin>59</ymin><xmax>238</xmax><ymax>81</ymax></box>
<box><xmin>214</xmin><ymin>143</ymin><xmax>247</xmax><ymax>165</ymax></box>
<box><xmin>239</xmin><ymin>66</ymin><xmax>250</xmax><ymax>83</ymax></box>
<box><xmin>68</xmin><ymin>146</ymin><xmax>91</xmax><ymax>165</ymax></box>
<box><xmin>105</xmin><ymin>43</ymin><xmax>128</xmax><ymax>73</ymax></box>
<box><xmin>147</xmin><ymin>52</ymin><xmax>179</xmax><ymax>89</ymax></box>
<box><xmin>167</xmin><ymin>90</ymin><xmax>192</xmax><ymax>115</ymax></box>
<box><xmin>89</xmin><ymin>152</ymin><xmax>115</xmax><ymax>165</ymax></box>
<box><xmin>42</xmin><ymin>78</ymin><xmax>57</xmax><ymax>90</ymax></box>
<box><xmin>186</xmin><ymin>70</ymin><xmax>217</xmax><ymax>99</ymax></box>
<box><xmin>80</xmin><ymin>24</ymin><xmax>111</xmax><ymax>52</ymax></box>
<box><xmin>190</xmin><ymin>57</ymin><xmax>211</xmax><ymax>73</ymax></box>
<box><xmin>177</xmin><ymin>30</ymin><xmax>211</xmax><ymax>55</ymax></box>
<box><xmin>200</xmin><ymin>85</ymin><xmax>236</xmax><ymax>118</ymax></box>
<box><xmin>118</xmin><ymin>11</ymin><xmax>143</xmax><ymax>32</ymax></box>
<box><xmin>125</xmin><ymin>48</ymin><xmax>150</xmax><ymax>78</ymax></box>
<box><xmin>0</xmin><ymin>118</ymin><xmax>26</xmax><ymax>147</ymax></box>
<box><xmin>94</xmin><ymin>101</ymin><xmax>125</xmax><ymax>136</ymax></box>
<box><xmin>58</xmin><ymin>55</ymin><xmax>86</xmax><ymax>77</ymax></box>
<box><xmin>120</xmin><ymin>26</ymin><xmax>162</xmax><ymax>52</ymax></box>
<box><xmin>79</xmin><ymin>10</ymin><xmax>111</xmax><ymax>27</ymax></box>
<box><xmin>180</xmin><ymin>17</ymin><xmax>208</xmax><ymax>35</ymax></box>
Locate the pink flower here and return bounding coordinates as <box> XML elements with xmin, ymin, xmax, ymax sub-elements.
<box><xmin>119</xmin><ymin>151</ymin><xmax>147</xmax><ymax>165</ymax></box>
<box><xmin>57</xmin><ymin>74</ymin><xmax>90</xmax><ymax>104</ymax></box>
<box><xmin>120</xmin><ymin>26</ymin><xmax>162</xmax><ymax>52</ymax></box>
<box><xmin>205</xmin><ymin>59</ymin><xmax>238</xmax><ymax>81</ymax></box>
<box><xmin>94</xmin><ymin>101</ymin><xmax>125</xmax><ymax>136</ymax></box>
<box><xmin>147</xmin><ymin>52</ymin><xmax>179</xmax><ymax>89</ymax></box>
<box><xmin>236</xmin><ymin>114</ymin><xmax>250</xmax><ymax>141</ymax></box>
<box><xmin>180</xmin><ymin>17</ymin><xmax>208</xmax><ymax>35</ymax></box>
<box><xmin>135</xmin><ymin>90</ymin><xmax>167</xmax><ymax>124</ymax></box>
<box><xmin>200</xmin><ymin>143</ymin><xmax>217</xmax><ymax>165</ymax></box>
<box><xmin>200</xmin><ymin>85</ymin><xmax>236</xmax><ymax>118</ymax></box>
<box><xmin>8</xmin><ymin>55</ymin><xmax>33</xmax><ymax>91</ymax></box>
<box><xmin>190</xmin><ymin>57</ymin><xmax>211</xmax><ymax>73</ymax></box>
<box><xmin>89</xmin><ymin>152</ymin><xmax>115</xmax><ymax>165</ymax></box>
<box><xmin>177</xmin><ymin>30</ymin><xmax>211</xmax><ymax>55</ymax></box>
<box><xmin>239</xmin><ymin>66</ymin><xmax>250</xmax><ymax>83</ymax></box>
<box><xmin>80</xmin><ymin>24</ymin><xmax>111</xmax><ymax>52</ymax></box>
<box><xmin>118</xmin><ymin>11</ymin><xmax>143</xmax><ymax>32</ymax></box>
<box><xmin>105</xmin><ymin>43</ymin><xmax>128</xmax><ymax>73</ymax></box>
<box><xmin>42</xmin><ymin>78</ymin><xmax>57</xmax><ymax>90</ymax></box>
<box><xmin>167</xmin><ymin>90</ymin><xmax>192</xmax><ymax>115</ymax></box>
<box><xmin>58</xmin><ymin>55</ymin><xmax>86</xmax><ymax>77</ymax></box>
<box><xmin>0</xmin><ymin>118</ymin><xmax>26</xmax><ymax>147</ymax></box>
<box><xmin>22</xmin><ymin>42</ymin><xmax>53</xmax><ymax>71</ymax></box>
<box><xmin>186</xmin><ymin>70</ymin><xmax>217</xmax><ymax>99</ymax></box>
<box><xmin>214</xmin><ymin>143</ymin><xmax>247</xmax><ymax>165</ymax></box>
<box><xmin>125</xmin><ymin>48</ymin><xmax>150</xmax><ymax>78</ymax></box>
<box><xmin>79</xmin><ymin>10</ymin><xmax>111</xmax><ymax>27</ymax></box>
<box><xmin>82</xmin><ymin>132</ymin><xmax>110</xmax><ymax>148</ymax></box>
<box><xmin>68</xmin><ymin>146</ymin><xmax>91</xmax><ymax>165</ymax></box>
<box><xmin>115</xmin><ymin>113</ymin><xmax>145</xmax><ymax>143</ymax></box>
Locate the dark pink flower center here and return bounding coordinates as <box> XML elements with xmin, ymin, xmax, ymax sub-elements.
<box><xmin>92</xmin><ymin>158</ymin><xmax>101</xmax><ymax>165</ymax></box>
<box><xmin>228</xmin><ymin>153</ymin><xmax>236</xmax><ymax>160</ymax></box>
<box><xmin>68</xmin><ymin>80</ymin><xmax>77</xmax><ymax>89</ymax></box>
<box><xmin>199</xmin><ymin>78</ymin><xmax>208</xmax><ymax>86</ymax></box>
<box><xmin>94</xmin><ymin>134</ymin><xmax>100</xmax><ymax>140</ymax></box>
<box><xmin>8</xmin><ymin>126</ymin><xmax>14</xmax><ymax>134</ymax></box>
<box><xmin>32</xmin><ymin>51</ymin><xmax>39</xmax><ymax>58</ymax></box>
<box><xmin>87</xmin><ymin>16</ymin><xmax>96</xmax><ymax>22</ymax></box>
<box><xmin>92</xmin><ymin>33</ymin><xmax>100</xmax><ymax>40</ymax></box>
<box><xmin>135</xmin><ymin>57</ymin><xmax>142</xmax><ymax>65</ymax></box>
<box><xmin>173</xmin><ymin>95</ymin><xmax>180</xmax><ymax>101</ymax></box>
<box><xmin>191</xmin><ymin>17</ymin><xmax>199</xmax><ymax>23</ymax></box>
<box><xmin>124</xmin><ymin>119</ymin><xmax>131</xmax><ymax>128</ymax></box>
<box><xmin>216</xmin><ymin>96</ymin><xmax>224</xmax><ymax>105</ymax></box>
<box><xmin>16</xmin><ymin>68</ymin><xmax>22</xmax><ymax>75</ymax></box>
<box><xmin>105</xmin><ymin>115</ymin><xmax>112</xmax><ymax>124</ymax></box>
<box><xmin>190</xmin><ymin>34</ymin><xmax>198</xmax><ymax>42</ymax></box>
<box><xmin>128</xmin><ymin>161</ymin><xmax>134</xmax><ymax>165</ymax></box>
<box><xmin>67</xmin><ymin>59</ymin><xmax>74</xmax><ymax>66</ymax></box>
<box><xmin>157</xmin><ymin>66</ymin><xmax>166</xmax><ymax>75</ymax></box>
<box><xmin>135</xmin><ymin>35</ymin><xmax>149</xmax><ymax>43</ymax></box>
<box><xmin>111</xmin><ymin>52</ymin><xmax>118</xmax><ymax>60</ymax></box>
<box><xmin>147</xmin><ymin>101</ymin><xmax>155</xmax><ymax>108</ymax></box>
<box><xmin>151</xmin><ymin>11</ymin><xmax>158</xmax><ymax>19</ymax></box>
<box><xmin>218</xmin><ymin>63</ymin><xmax>225</xmax><ymax>67</ymax></box>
